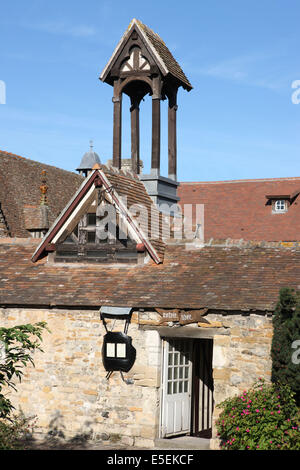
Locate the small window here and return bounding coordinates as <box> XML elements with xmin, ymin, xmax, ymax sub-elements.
<box><xmin>106</xmin><ymin>343</ymin><xmax>126</xmax><ymax>358</ymax></box>
<box><xmin>274</xmin><ymin>199</ymin><xmax>287</xmax><ymax>213</ymax></box>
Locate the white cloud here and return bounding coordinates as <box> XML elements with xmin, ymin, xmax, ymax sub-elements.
<box><xmin>194</xmin><ymin>52</ymin><xmax>290</xmax><ymax>92</ymax></box>
<box><xmin>22</xmin><ymin>20</ymin><xmax>97</xmax><ymax>38</ymax></box>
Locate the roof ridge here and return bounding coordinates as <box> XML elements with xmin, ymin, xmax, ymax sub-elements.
<box><xmin>180</xmin><ymin>176</ymin><xmax>300</xmax><ymax>185</ymax></box>
<box><xmin>134</xmin><ymin>18</ymin><xmax>166</xmax><ymax>45</ymax></box>
<box><xmin>0</xmin><ymin>149</ymin><xmax>27</xmax><ymax>160</ymax></box>
<box><xmin>0</xmin><ymin>149</ymin><xmax>82</xmax><ymax>177</ymax></box>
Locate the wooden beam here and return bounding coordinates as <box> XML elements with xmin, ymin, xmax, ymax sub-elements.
<box><xmin>168</xmin><ymin>103</ymin><xmax>177</xmax><ymax>180</ymax></box>
<box><xmin>112</xmin><ymin>79</ymin><xmax>122</xmax><ymax>169</ymax></box>
<box><xmin>151</xmin><ymin>98</ymin><xmax>160</xmax><ymax>174</ymax></box>
<box><xmin>130</xmin><ymin>98</ymin><xmax>140</xmax><ymax>174</ymax></box>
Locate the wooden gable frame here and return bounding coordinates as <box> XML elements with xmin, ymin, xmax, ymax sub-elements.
<box><xmin>100</xmin><ymin>19</ymin><xmax>168</xmax><ymax>86</ymax></box>
<box><xmin>31</xmin><ymin>168</ymin><xmax>162</xmax><ymax>264</ymax></box>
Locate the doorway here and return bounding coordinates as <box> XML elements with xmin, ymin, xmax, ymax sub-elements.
<box><xmin>160</xmin><ymin>337</ymin><xmax>214</xmax><ymax>439</ymax></box>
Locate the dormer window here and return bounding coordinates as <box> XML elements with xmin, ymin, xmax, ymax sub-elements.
<box><xmin>265</xmin><ymin>193</ymin><xmax>296</xmax><ymax>214</ymax></box>
<box><xmin>31</xmin><ymin>168</ymin><xmax>162</xmax><ymax>265</ymax></box>
<box><xmin>274</xmin><ymin>199</ymin><xmax>287</xmax><ymax>213</ymax></box>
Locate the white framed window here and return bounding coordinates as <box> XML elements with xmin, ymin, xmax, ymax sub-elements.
<box><xmin>106</xmin><ymin>342</ymin><xmax>126</xmax><ymax>358</ymax></box>
<box><xmin>274</xmin><ymin>199</ymin><xmax>287</xmax><ymax>213</ymax></box>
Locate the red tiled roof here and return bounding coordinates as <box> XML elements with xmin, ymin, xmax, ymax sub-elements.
<box><xmin>178</xmin><ymin>177</ymin><xmax>300</xmax><ymax>242</ymax></box>
<box><xmin>0</xmin><ymin>239</ymin><xmax>299</xmax><ymax>311</ymax></box>
<box><xmin>0</xmin><ymin>150</ymin><xmax>83</xmax><ymax>237</ymax></box>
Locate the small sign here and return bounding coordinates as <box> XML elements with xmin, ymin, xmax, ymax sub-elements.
<box><xmin>158</xmin><ymin>311</ymin><xmax>180</xmax><ymax>323</ymax></box>
<box><xmin>157</xmin><ymin>308</ymin><xmax>208</xmax><ymax>325</ymax></box>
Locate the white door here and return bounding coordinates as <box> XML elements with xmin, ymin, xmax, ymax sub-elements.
<box><xmin>161</xmin><ymin>338</ymin><xmax>193</xmax><ymax>437</ymax></box>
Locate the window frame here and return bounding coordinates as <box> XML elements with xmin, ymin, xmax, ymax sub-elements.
<box><xmin>273</xmin><ymin>199</ymin><xmax>288</xmax><ymax>213</ymax></box>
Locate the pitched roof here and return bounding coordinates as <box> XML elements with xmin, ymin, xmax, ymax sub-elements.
<box><xmin>0</xmin><ymin>150</ymin><xmax>83</xmax><ymax>237</ymax></box>
<box><xmin>32</xmin><ymin>166</ymin><xmax>165</xmax><ymax>264</ymax></box>
<box><xmin>178</xmin><ymin>177</ymin><xmax>300</xmax><ymax>242</ymax></box>
<box><xmin>100</xmin><ymin>18</ymin><xmax>192</xmax><ymax>90</ymax></box>
<box><xmin>0</xmin><ymin>239</ymin><xmax>299</xmax><ymax>311</ymax></box>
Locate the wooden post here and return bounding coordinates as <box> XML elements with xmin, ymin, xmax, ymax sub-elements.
<box><xmin>168</xmin><ymin>91</ymin><xmax>178</xmax><ymax>181</ymax></box>
<box><xmin>112</xmin><ymin>80</ymin><xmax>122</xmax><ymax>169</ymax></box>
<box><xmin>130</xmin><ymin>97</ymin><xmax>140</xmax><ymax>174</ymax></box>
<box><xmin>151</xmin><ymin>97</ymin><xmax>160</xmax><ymax>175</ymax></box>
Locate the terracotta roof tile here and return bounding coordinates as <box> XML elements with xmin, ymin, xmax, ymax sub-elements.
<box><xmin>178</xmin><ymin>177</ymin><xmax>300</xmax><ymax>242</ymax></box>
<box><xmin>0</xmin><ymin>239</ymin><xmax>299</xmax><ymax>311</ymax></box>
<box><xmin>0</xmin><ymin>150</ymin><xmax>83</xmax><ymax>237</ymax></box>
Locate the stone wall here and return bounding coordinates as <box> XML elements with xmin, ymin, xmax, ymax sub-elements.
<box><xmin>0</xmin><ymin>308</ymin><xmax>273</xmax><ymax>449</ymax></box>
<box><xmin>0</xmin><ymin>308</ymin><xmax>161</xmax><ymax>448</ymax></box>
<box><xmin>209</xmin><ymin>312</ymin><xmax>273</xmax><ymax>449</ymax></box>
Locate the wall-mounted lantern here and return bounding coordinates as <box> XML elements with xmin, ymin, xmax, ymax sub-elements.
<box><xmin>100</xmin><ymin>306</ymin><xmax>136</xmax><ymax>382</ymax></box>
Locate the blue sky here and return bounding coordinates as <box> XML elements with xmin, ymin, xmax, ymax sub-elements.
<box><xmin>1</xmin><ymin>0</ymin><xmax>300</xmax><ymax>181</ymax></box>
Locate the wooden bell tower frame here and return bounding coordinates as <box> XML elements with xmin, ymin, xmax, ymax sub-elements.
<box><xmin>100</xmin><ymin>19</ymin><xmax>192</xmax><ymax>182</ymax></box>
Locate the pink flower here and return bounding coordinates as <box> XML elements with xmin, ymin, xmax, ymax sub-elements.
<box><xmin>246</xmin><ymin>429</ymin><xmax>250</xmax><ymax>433</ymax></box>
<box><xmin>277</xmin><ymin>410</ymin><xmax>281</xmax><ymax>414</ymax></box>
<box><xmin>236</xmin><ymin>427</ymin><xmax>239</xmax><ymax>431</ymax></box>
<box><xmin>256</xmin><ymin>409</ymin><xmax>260</xmax><ymax>413</ymax></box>
<box><xmin>270</xmin><ymin>440</ymin><xmax>272</xmax><ymax>444</ymax></box>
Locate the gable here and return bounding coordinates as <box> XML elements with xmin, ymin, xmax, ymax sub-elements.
<box><xmin>100</xmin><ymin>19</ymin><xmax>192</xmax><ymax>90</ymax></box>
<box><xmin>32</xmin><ymin>167</ymin><xmax>163</xmax><ymax>264</ymax></box>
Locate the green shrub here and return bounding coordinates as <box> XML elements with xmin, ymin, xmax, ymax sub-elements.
<box><xmin>216</xmin><ymin>379</ymin><xmax>300</xmax><ymax>450</ymax></box>
<box><xmin>0</xmin><ymin>413</ymin><xmax>37</xmax><ymax>450</ymax></box>
<box><xmin>0</xmin><ymin>322</ymin><xmax>49</xmax><ymax>419</ymax></box>
<box><xmin>271</xmin><ymin>287</ymin><xmax>300</xmax><ymax>405</ymax></box>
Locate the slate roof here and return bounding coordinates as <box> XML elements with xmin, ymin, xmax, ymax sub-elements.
<box><xmin>178</xmin><ymin>177</ymin><xmax>300</xmax><ymax>242</ymax></box>
<box><xmin>0</xmin><ymin>238</ymin><xmax>299</xmax><ymax>311</ymax></box>
<box><xmin>0</xmin><ymin>150</ymin><xmax>83</xmax><ymax>237</ymax></box>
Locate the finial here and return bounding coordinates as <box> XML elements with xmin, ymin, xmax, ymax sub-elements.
<box><xmin>40</xmin><ymin>170</ymin><xmax>48</xmax><ymax>206</ymax></box>
<box><xmin>89</xmin><ymin>140</ymin><xmax>94</xmax><ymax>151</ymax></box>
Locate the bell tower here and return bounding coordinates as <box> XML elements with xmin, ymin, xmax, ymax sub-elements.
<box><xmin>100</xmin><ymin>19</ymin><xmax>192</xmax><ymax>209</ymax></box>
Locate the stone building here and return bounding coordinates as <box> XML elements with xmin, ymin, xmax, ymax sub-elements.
<box><xmin>0</xmin><ymin>19</ymin><xmax>300</xmax><ymax>450</ymax></box>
